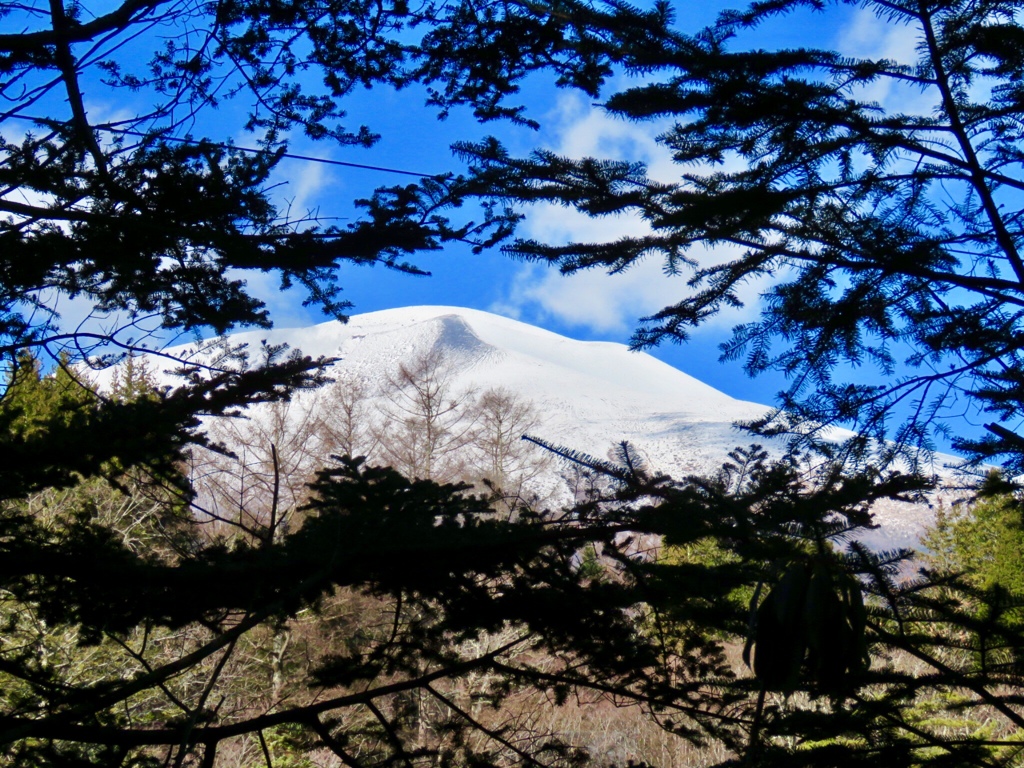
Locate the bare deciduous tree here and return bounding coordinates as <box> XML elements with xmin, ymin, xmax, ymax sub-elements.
<box><xmin>468</xmin><ymin>387</ymin><xmax>552</xmax><ymax>501</ymax></box>
<box><xmin>189</xmin><ymin>397</ymin><xmax>322</xmax><ymax>543</ymax></box>
<box><xmin>314</xmin><ymin>371</ymin><xmax>379</xmax><ymax>462</ymax></box>
<box><xmin>375</xmin><ymin>348</ymin><xmax>477</xmax><ymax>483</ymax></box>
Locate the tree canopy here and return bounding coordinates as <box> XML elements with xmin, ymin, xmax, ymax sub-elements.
<box><xmin>457</xmin><ymin>0</ymin><xmax>1024</xmax><ymax>472</ymax></box>
<box><xmin>7</xmin><ymin>0</ymin><xmax>1024</xmax><ymax>766</ymax></box>
<box><xmin>0</xmin><ymin>0</ymin><xmax>677</xmax><ymax>490</ymax></box>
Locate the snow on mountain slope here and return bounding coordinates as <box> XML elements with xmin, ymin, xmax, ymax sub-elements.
<box><xmin>218</xmin><ymin>306</ymin><xmax>771</xmax><ymax>475</ymax></box>
<box><xmin>163</xmin><ymin>305</ymin><xmax>938</xmax><ymax>550</ymax></box>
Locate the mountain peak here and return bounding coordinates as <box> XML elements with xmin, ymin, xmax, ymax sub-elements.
<box><xmin>226</xmin><ymin>305</ymin><xmax>769</xmax><ymax>465</ymax></box>
<box><xmin>162</xmin><ymin>304</ymin><xmax>938</xmax><ymax>551</ymax></box>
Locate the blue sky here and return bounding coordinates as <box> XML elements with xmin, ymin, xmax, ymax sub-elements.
<box><xmin>246</xmin><ymin>85</ymin><xmax>781</xmax><ymax>402</ymax></box>
<box><xmin>231</xmin><ymin>1</ymin><xmax>893</xmax><ymax>407</ymax></box>
<box><xmin>17</xmin><ymin>0</ymin><xmax>927</xmax><ymax>412</ymax></box>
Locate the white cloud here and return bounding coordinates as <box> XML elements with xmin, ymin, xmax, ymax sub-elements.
<box><xmin>494</xmin><ymin>93</ymin><xmax>766</xmax><ymax>336</ymax></box>
<box><xmin>834</xmin><ymin>8</ymin><xmax>935</xmax><ymax>113</ymax></box>
<box><xmin>277</xmin><ymin>158</ymin><xmax>334</xmax><ymax>224</ymax></box>
<box><xmin>534</xmin><ymin>91</ymin><xmax>679</xmax><ymax>183</ymax></box>
<box><xmin>837</xmin><ymin>6</ymin><xmax>919</xmax><ymax>65</ymax></box>
<box><xmin>492</xmin><ymin>239</ymin><xmax>764</xmax><ymax>337</ymax></box>
<box><xmin>491</xmin><ymin>260</ymin><xmax>680</xmax><ymax>335</ymax></box>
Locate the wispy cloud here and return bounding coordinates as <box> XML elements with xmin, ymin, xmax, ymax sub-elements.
<box><xmin>837</xmin><ymin>6</ymin><xmax>919</xmax><ymax>65</ymax></box>
<box><xmin>834</xmin><ymin>7</ymin><xmax>934</xmax><ymax>112</ymax></box>
<box><xmin>277</xmin><ymin>158</ymin><xmax>335</xmax><ymax>225</ymax></box>
<box><xmin>493</xmin><ymin>93</ymin><xmax>765</xmax><ymax>337</ymax></box>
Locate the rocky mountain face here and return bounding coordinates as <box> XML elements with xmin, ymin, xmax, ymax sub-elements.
<box><xmin>160</xmin><ymin>306</ymin><xmax>942</xmax><ymax>551</ymax></box>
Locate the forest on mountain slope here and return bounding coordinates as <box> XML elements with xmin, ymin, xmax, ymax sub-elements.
<box><xmin>4</xmin><ymin>0</ymin><xmax>1024</xmax><ymax>765</ymax></box>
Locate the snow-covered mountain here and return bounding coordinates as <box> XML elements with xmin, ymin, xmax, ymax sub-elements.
<box><xmin>167</xmin><ymin>305</ymin><xmax>939</xmax><ymax>550</ymax></box>
<box><xmin>222</xmin><ymin>305</ymin><xmax>769</xmax><ymax>469</ymax></box>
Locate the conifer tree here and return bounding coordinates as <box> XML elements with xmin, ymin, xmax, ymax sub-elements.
<box><xmin>457</xmin><ymin>0</ymin><xmax>1024</xmax><ymax>472</ymax></box>
<box><xmin>0</xmin><ymin>1</ymin><xmax>727</xmax><ymax>766</ymax></box>
<box><xmin>2</xmin><ymin>351</ymin><xmax>94</xmax><ymax>437</ymax></box>
<box><xmin>445</xmin><ymin>0</ymin><xmax>1024</xmax><ymax>763</ymax></box>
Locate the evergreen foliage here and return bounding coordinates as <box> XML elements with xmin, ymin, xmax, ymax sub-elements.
<box><xmin>925</xmin><ymin>495</ymin><xmax>1024</xmax><ymax>598</ymax></box>
<box><xmin>0</xmin><ymin>0</ymin><xmax>671</xmax><ymax>763</ymax></box>
<box><xmin>455</xmin><ymin>0</ymin><xmax>1024</xmax><ymax>471</ymax></box>
<box><xmin>2</xmin><ymin>351</ymin><xmax>94</xmax><ymax>438</ymax></box>
<box><xmin>9</xmin><ymin>0</ymin><xmax>1024</xmax><ymax>764</ymax></box>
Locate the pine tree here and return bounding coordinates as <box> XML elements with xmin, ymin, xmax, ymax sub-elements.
<box><xmin>110</xmin><ymin>351</ymin><xmax>159</xmax><ymax>403</ymax></box>
<box><xmin>444</xmin><ymin>0</ymin><xmax>1024</xmax><ymax>762</ymax></box>
<box><xmin>2</xmin><ymin>351</ymin><xmax>94</xmax><ymax>437</ymax></box>
<box><xmin>456</xmin><ymin>0</ymin><xmax>1024</xmax><ymax>472</ymax></box>
<box><xmin>0</xmin><ymin>1</ymin><xmax>715</xmax><ymax>765</ymax></box>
